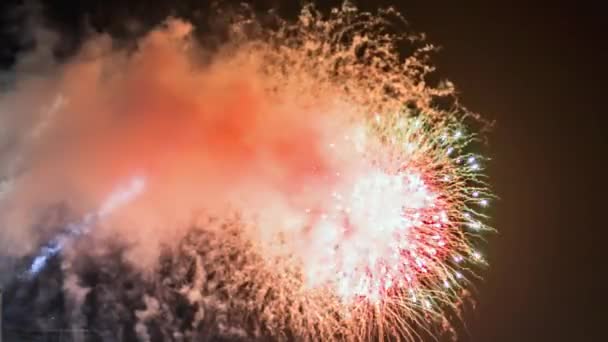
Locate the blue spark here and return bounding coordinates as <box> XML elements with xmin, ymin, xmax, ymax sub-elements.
<box><xmin>25</xmin><ymin>176</ymin><xmax>146</xmax><ymax>277</ymax></box>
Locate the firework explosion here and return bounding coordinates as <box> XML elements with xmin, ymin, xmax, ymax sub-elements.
<box><xmin>228</xmin><ymin>111</ymin><xmax>491</xmax><ymax>341</ymax></box>
<box><xmin>0</xmin><ymin>3</ymin><xmax>492</xmax><ymax>341</ymax></box>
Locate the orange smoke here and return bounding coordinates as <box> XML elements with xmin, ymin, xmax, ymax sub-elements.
<box><xmin>0</xmin><ymin>19</ymin><xmax>358</xmax><ymax>265</ymax></box>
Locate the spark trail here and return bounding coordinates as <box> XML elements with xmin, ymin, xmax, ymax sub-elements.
<box><xmin>27</xmin><ymin>176</ymin><xmax>146</xmax><ymax>276</ymax></box>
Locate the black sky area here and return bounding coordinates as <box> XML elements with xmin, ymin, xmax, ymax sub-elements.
<box><xmin>1</xmin><ymin>1</ymin><xmax>605</xmax><ymax>341</ymax></box>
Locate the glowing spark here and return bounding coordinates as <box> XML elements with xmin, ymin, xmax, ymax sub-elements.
<box><xmin>26</xmin><ymin>176</ymin><xmax>146</xmax><ymax>276</ymax></box>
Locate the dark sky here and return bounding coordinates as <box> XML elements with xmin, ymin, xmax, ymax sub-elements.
<box><xmin>385</xmin><ymin>3</ymin><xmax>605</xmax><ymax>342</ymax></box>
<box><xmin>1</xmin><ymin>1</ymin><xmax>605</xmax><ymax>341</ymax></box>
<box><xmin>387</xmin><ymin>3</ymin><xmax>604</xmax><ymax>342</ymax></box>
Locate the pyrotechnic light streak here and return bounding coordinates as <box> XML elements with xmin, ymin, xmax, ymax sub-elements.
<box><xmin>26</xmin><ymin>176</ymin><xmax>146</xmax><ymax>276</ymax></box>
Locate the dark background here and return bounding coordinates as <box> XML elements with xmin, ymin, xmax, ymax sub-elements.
<box><xmin>1</xmin><ymin>1</ymin><xmax>605</xmax><ymax>341</ymax></box>
<box><xmin>371</xmin><ymin>2</ymin><xmax>605</xmax><ymax>342</ymax></box>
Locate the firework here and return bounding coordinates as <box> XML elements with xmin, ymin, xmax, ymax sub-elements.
<box><xmin>280</xmin><ymin>113</ymin><xmax>490</xmax><ymax>340</ymax></box>
<box><xmin>220</xmin><ymin>111</ymin><xmax>492</xmax><ymax>341</ymax></box>
<box><xmin>27</xmin><ymin>176</ymin><xmax>146</xmax><ymax>276</ymax></box>
<box><xmin>207</xmin><ymin>4</ymin><xmax>494</xmax><ymax>340</ymax></box>
<box><xmin>0</xmin><ymin>2</ymin><xmax>492</xmax><ymax>341</ymax></box>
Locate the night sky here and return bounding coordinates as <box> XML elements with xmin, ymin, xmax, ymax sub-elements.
<box><xmin>387</xmin><ymin>3</ymin><xmax>604</xmax><ymax>341</ymax></box>
<box><xmin>1</xmin><ymin>1</ymin><xmax>604</xmax><ymax>341</ymax></box>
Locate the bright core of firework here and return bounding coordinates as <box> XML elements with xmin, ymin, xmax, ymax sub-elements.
<box><xmin>302</xmin><ymin>167</ymin><xmax>438</xmax><ymax>304</ymax></box>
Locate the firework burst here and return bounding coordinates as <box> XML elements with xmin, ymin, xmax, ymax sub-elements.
<box><xmin>203</xmin><ymin>4</ymin><xmax>495</xmax><ymax>340</ymax></box>
<box><xmin>0</xmin><ymin>2</ymin><xmax>493</xmax><ymax>341</ymax></box>
<box><xmin>231</xmin><ymin>112</ymin><xmax>492</xmax><ymax>341</ymax></box>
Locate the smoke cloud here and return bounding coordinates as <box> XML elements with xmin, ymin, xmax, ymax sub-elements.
<box><xmin>0</xmin><ymin>17</ymin><xmax>360</xmax><ymax>270</ymax></box>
